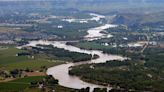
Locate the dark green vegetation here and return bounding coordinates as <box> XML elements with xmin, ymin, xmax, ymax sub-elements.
<box><xmin>31</xmin><ymin>44</ymin><xmax>93</xmax><ymax>62</ymax></box>
<box><xmin>69</xmin><ymin>47</ymin><xmax>164</xmax><ymax>92</ymax></box>
<box><xmin>0</xmin><ymin>75</ymin><xmax>78</xmax><ymax>92</ymax></box>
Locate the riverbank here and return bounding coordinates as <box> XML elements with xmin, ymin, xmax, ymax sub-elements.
<box><xmin>23</xmin><ymin>40</ymin><xmax>126</xmax><ymax>92</ymax></box>
<box><xmin>14</xmin><ymin>13</ymin><xmax>127</xmax><ymax>92</ymax></box>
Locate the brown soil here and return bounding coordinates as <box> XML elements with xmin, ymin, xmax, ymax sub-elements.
<box><xmin>25</xmin><ymin>72</ymin><xmax>46</xmax><ymax>76</ymax></box>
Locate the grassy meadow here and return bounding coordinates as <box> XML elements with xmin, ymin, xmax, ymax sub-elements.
<box><xmin>0</xmin><ymin>47</ymin><xmax>64</xmax><ymax>71</ymax></box>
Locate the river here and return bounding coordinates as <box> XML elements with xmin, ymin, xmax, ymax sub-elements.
<box><xmin>19</xmin><ymin>13</ymin><xmax>128</xmax><ymax>92</ymax></box>
<box><xmin>25</xmin><ymin>40</ymin><xmax>125</xmax><ymax>92</ymax></box>
<box><xmin>85</xmin><ymin>24</ymin><xmax>117</xmax><ymax>41</ymax></box>
<box><xmin>23</xmin><ymin>23</ymin><xmax>126</xmax><ymax>92</ymax></box>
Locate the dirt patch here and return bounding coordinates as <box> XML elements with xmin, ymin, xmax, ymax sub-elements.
<box><xmin>25</xmin><ymin>72</ymin><xmax>46</xmax><ymax>77</ymax></box>
<box><xmin>0</xmin><ymin>78</ymin><xmax>16</xmax><ymax>82</ymax></box>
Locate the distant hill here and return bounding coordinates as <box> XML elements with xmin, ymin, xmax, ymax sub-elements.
<box><xmin>112</xmin><ymin>12</ymin><xmax>164</xmax><ymax>25</ymax></box>
<box><xmin>0</xmin><ymin>0</ymin><xmax>164</xmax><ymax>13</ymax></box>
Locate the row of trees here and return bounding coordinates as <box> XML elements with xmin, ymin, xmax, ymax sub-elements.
<box><xmin>31</xmin><ymin>45</ymin><xmax>93</xmax><ymax>62</ymax></box>
<box><xmin>79</xmin><ymin>87</ymin><xmax>108</xmax><ymax>92</ymax></box>
<box><xmin>69</xmin><ymin>53</ymin><xmax>164</xmax><ymax>92</ymax></box>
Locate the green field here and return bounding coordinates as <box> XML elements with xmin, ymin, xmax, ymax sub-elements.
<box><xmin>0</xmin><ymin>47</ymin><xmax>64</xmax><ymax>70</ymax></box>
<box><xmin>0</xmin><ymin>47</ymin><xmax>77</xmax><ymax>92</ymax></box>
<box><xmin>0</xmin><ymin>76</ymin><xmax>44</xmax><ymax>92</ymax></box>
<box><xmin>0</xmin><ymin>76</ymin><xmax>78</xmax><ymax>92</ymax></box>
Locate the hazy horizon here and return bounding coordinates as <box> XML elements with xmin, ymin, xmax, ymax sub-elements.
<box><xmin>0</xmin><ymin>0</ymin><xmax>164</xmax><ymax>14</ymax></box>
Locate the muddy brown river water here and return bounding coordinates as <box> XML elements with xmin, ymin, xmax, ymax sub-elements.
<box><xmin>23</xmin><ymin>23</ymin><xmax>127</xmax><ymax>92</ymax></box>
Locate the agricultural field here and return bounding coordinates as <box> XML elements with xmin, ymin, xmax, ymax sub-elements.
<box><xmin>0</xmin><ymin>76</ymin><xmax>78</xmax><ymax>92</ymax></box>
<box><xmin>0</xmin><ymin>27</ymin><xmax>21</xmax><ymax>32</ymax></box>
<box><xmin>0</xmin><ymin>47</ymin><xmax>63</xmax><ymax>71</ymax></box>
